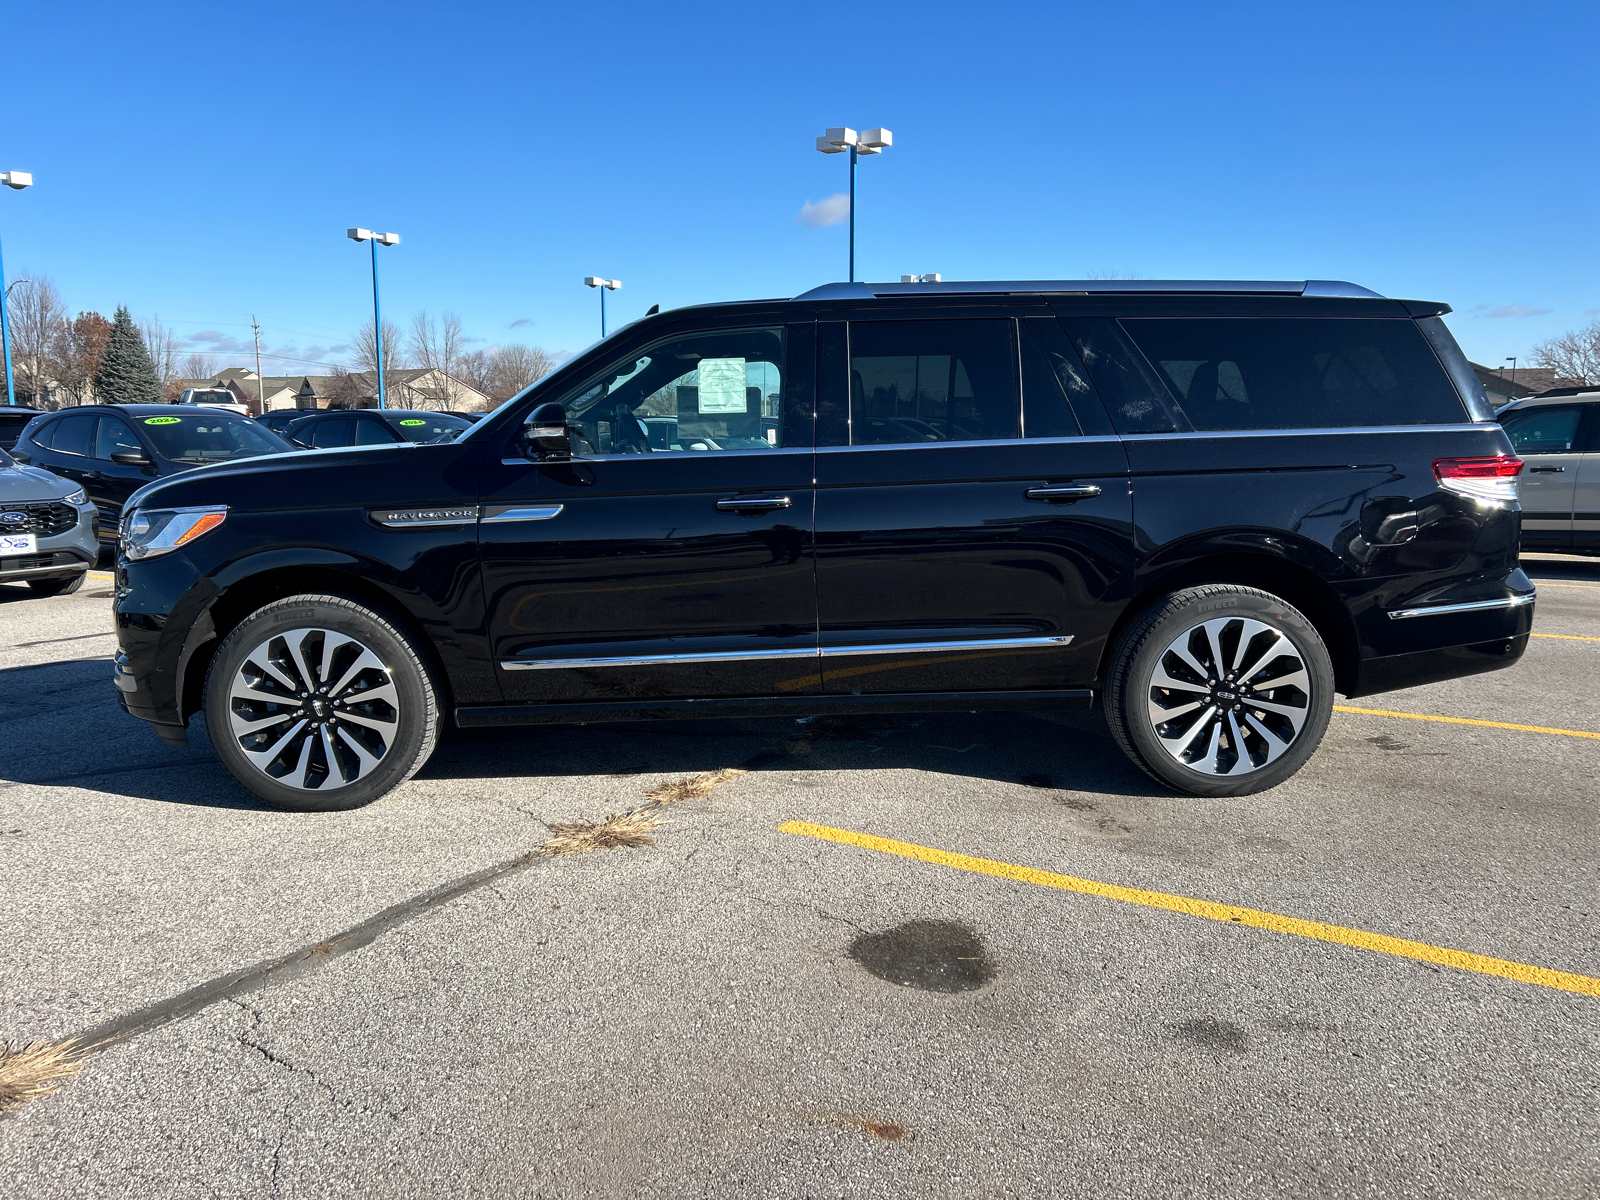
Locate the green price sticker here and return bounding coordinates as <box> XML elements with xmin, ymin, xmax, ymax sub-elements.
<box><xmin>398</xmin><ymin>419</ymin><xmax>426</xmax><ymax>426</ymax></box>
<box><xmin>144</xmin><ymin>416</ymin><xmax>181</xmax><ymax>425</ymax></box>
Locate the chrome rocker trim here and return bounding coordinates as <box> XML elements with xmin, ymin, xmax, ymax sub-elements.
<box><xmin>1386</xmin><ymin>594</ymin><xmax>1536</xmax><ymax>620</ymax></box>
<box><xmin>500</xmin><ymin>634</ymin><xmax>1074</xmax><ymax>671</ymax></box>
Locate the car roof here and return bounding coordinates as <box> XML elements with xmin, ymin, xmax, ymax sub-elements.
<box><xmin>45</xmin><ymin>404</ymin><xmax>252</xmax><ymax>415</ymax></box>
<box><xmin>1498</xmin><ymin>392</ymin><xmax>1600</xmax><ymax>413</ymax></box>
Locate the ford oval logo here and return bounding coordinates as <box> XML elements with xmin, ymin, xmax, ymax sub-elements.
<box><xmin>0</xmin><ymin>512</ymin><xmax>26</xmax><ymax>525</ymax></box>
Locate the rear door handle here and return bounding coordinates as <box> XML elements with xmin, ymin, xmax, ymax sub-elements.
<box><xmin>716</xmin><ymin>495</ymin><xmax>792</xmax><ymax>513</ymax></box>
<box><xmin>1528</xmin><ymin>466</ymin><xmax>1566</xmax><ymax>473</ymax></box>
<box><xmin>1024</xmin><ymin>484</ymin><xmax>1103</xmax><ymax>503</ymax></box>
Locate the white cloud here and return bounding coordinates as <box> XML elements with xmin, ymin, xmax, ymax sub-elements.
<box><xmin>797</xmin><ymin>193</ymin><xmax>851</xmax><ymax>228</ymax></box>
<box><xmin>1481</xmin><ymin>304</ymin><xmax>1552</xmax><ymax>319</ymax></box>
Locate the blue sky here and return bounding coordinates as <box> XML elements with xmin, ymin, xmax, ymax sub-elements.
<box><xmin>2</xmin><ymin>0</ymin><xmax>1596</xmax><ymax>375</ymax></box>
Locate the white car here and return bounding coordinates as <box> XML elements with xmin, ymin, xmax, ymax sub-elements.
<box><xmin>176</xmin><ymin>387</ymin><xmax>252</xmax><ymax>417</ymax></box>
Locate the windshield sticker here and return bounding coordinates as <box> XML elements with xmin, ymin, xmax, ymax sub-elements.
<box><xmin>695</xmin><ymin>357</ymin><xmax>748</xmax><ymax>414</ymax></box>
<box><xmin>144</xmin><ymin>416</ymin><xmax>181</xmax><ymax>425</ymax></box>
<box><xmin>398</xmin><ymin>419</ymin><xmax>426</xmax><ymax>426</ymax></box>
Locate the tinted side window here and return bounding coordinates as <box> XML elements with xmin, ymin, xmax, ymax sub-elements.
<box><xmin>1121</xmin><ymin>318</ymin><xmax>1468</xmax><ymax>431</ymax></box>
<box><xmin>1056</xmin><ymin>317</ymin><xmax>1181</xmax><ymax>434</ymax></box>
<box><xmin>354</xmin><ymin>418</ymin><xmax>397</xmax><ymax>445</ymax></box>
<box><xmin>94</xmin><ymin>416</ymin><xmax>142</xmax><ymax>460</ymax></box>
<box><xmin>50</xmin><ymin>413</ymin><xmax>97</xmax><ymax>457</ymax></box>
<box><xmin>1025</xmin><ymin>318</ymin><xmax>1115</xmax><ymax>437</ymax></box>
<box><xmin>849</xmin><ymin>319</ymin><xmax>1017</xmax><ymax>445</ymax></box>
<box><xmin>311</xmin><ymin>418</ymin><xmax>354</xmax><ymax>448</ymax></box>
<box><xmin>1499</xmin><ymin>406</ymin><xmax>1583</xmax><ymax>454</ymax></box>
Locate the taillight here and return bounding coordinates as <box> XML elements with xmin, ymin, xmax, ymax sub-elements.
<box><xmin>1433</xmin><ymin>456</ymin><xmax>1523</xmax><ymax>504</ymax></box>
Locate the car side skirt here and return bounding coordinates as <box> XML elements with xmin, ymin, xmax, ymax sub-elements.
<box><xmin>454</xmin><ymin>689</ymin><xmax>1095</xmax><ymax>728</ymax></box>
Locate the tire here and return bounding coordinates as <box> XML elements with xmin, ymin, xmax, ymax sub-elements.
<box><xmin>29</xmin><ymin>573</ymin><xmax>86</xmax><ymax>597</ymax></box>
<box><xmin>203</xmin><ymin>594</ymin><xmax>441</xmax><ymax>812</ymax></box>
<box><xmin>1104</xmin><ymin>585</ymin><xmax>1334</xmax><ymax>797</ymax></box>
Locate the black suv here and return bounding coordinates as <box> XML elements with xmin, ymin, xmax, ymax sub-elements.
<box><xmin>16</xmin><ymin>405</ymin><xmax>292</xmax><ymax>540</ymax></box>
<box><xmin>284</xmin><ymin>408</ymin><xmax>475</xmax><ymax>448</ymax></box>
<box><xmin>113</xmin><ymin>279</ymin><xmax>1533</xmax><ymax>811</ymax></box>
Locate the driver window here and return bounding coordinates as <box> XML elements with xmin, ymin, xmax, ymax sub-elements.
<box><xmin>561</xmin><ymin>327</ymin><xmax>784</xmax><ymax>454</ymax></box>
<box><xmin>94</xmin><ymin>416</ymin><xmax>143</xmax><ymax>461</ymax></box>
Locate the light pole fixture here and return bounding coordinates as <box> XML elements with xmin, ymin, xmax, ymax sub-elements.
<box><xmin>1504</xmin><ymin>356</ymin><xmax>1517</xmax><ymax>393</ymax></box>
<box><xmin>0</xmin><ymin>170</ymin><xmax>34</xmax><ymax>408</ymax></box>
<box><xmin>584</xmin><ymin>277</ymin><xmax>621</xmax><ymax>337</ymax></box>
<box><xmin>348</xmin><ymin>227</ymin><xmax>401</xmax><ymax>408</ymax></box>
<box><xmin>814</xmin><ymin>127</ymin><xmax>891</xmax><ymax>283</ymax></box>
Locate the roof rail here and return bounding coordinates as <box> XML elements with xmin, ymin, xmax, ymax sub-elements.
<box><xmin>791</xmin><ymin>279</ymin><xmax>1385</xmax><ymax>301</ymax></box>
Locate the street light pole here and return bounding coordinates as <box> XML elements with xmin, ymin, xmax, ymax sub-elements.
<box><xmin>0</xmin><ymin>171</ymin><xmax>34</xmax><ymax>408</ymax></box>
<box><xmin>1505</xmin><ymin>356</ymin><xmax>1517</xmax><ymax>395</ymax></box>
<box><xmin>347</xmin><ymin>228</ymin><xmax>401</xmax><ymax>409</ymax></box>
<box><xmin>815</xmin><ymin>128</ymin><xmax>891</xmax><ymax>283</ymax></box>
<box><xmin>584</xmin><ymin>277</ymin><xmax>622</xmax><ymax>337</ymax></box>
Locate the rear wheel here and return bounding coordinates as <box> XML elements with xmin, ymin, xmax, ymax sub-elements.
<box><xmin>1104</xmin><ymin>585</ymin><xmax>1334</xmax><ymax>797</ymax></box>
<box><xmin>203</xmin><ymin>594</ymin><xmax>441</xmax><ymax>812</ymax></box>
<box><xmin>28</xmin><ymin>573</ymin><xmax>86</xmax><ymax>597</ymax></box>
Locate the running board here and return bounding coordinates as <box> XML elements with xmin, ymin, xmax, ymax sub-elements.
<box><xmin>454</xmin><ymin>689</ymin><xmax>1094</xmax><ymax>728</ymax></box>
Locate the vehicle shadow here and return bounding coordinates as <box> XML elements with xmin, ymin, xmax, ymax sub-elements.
<box><xmin>1521</xmin><ymin>552</ymin><xmax>1600</xmax><ymax>582</ymax></box>
<box><xmin>0</xmin><ymin>656</ymin><xmax>1169</xmax><ymax>808</ymax></box>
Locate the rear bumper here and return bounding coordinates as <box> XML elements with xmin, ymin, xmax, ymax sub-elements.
<box><xmin>1347</xmin><ymin>581</ymin><xmax>1534</xmax><ymax>698</ymax></box>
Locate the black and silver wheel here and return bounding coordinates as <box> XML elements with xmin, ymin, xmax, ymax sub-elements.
<box><xmin>203</xmin><ymin>594</ymin><xmax>440</xmax><ymax>811</ymax></box>
<box><xmin>1105</xmin><ymin>585</ymin><xmax>1334</xmax><ymax>797</ymax></box>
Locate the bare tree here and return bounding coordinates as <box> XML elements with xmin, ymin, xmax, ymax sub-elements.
<box><xmin>1529</xmin><ymin>320</ymin><xmax>1600</xmax><ymax>386</ymax></box>
<box><xmin>352</xmin><ymin>316</ymin><xmax>404</xmax><ymax>406</ymax></box>
<box><xmin>462</xmin><ymin>342</ymin><xmax>558</xmax><ymax>403</ymax></box>
<box><xmin>138</xmin><ymin>315</ymin><xmax>184</xmax><ymax>399</ymax></box>
<box><xmin>50</xmin><ymin>312</ymin><xmax>113</xmax><ymax>407</ymax></box>
<box><xmin>7</xmin><ymin>275</ymin><xmax>66</xmax><ymax>406</ymax></box>
<box><xmin>326</xmin><ymin>365</ymin><xmax>368</xmax><ymax>409</ymax></box>
<box><xmin>180</xmin><ymin>352</ymin><xmax>218</xmax><ymax>381</ymax></box>
<box><xmin>408</xmin><ymin>310</ymin><xmax>470</xmax><ymax>410</ymax></box>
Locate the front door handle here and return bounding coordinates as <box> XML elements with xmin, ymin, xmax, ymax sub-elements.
<box><xmin>1528</xmin><ymin>466</ymin><xmax>1566</xmax><ymax>473</ymax></box>
<box><xmin>716</xmin><ymin>495</ymin><xmax>792</xmax><ymax>514</ymax></box>
<box><xmin>1024</xmin><ymin>484</ymin><xmax>1103</xmax><ymax>503</ymax></box>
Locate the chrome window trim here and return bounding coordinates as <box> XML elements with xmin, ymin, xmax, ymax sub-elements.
<box><xmin>1121</xmin><ymin>424</ymin><xmax>1492</xmax><ymax>442</ymax></box>
<box><xmin>818</xmin><ymin>436</ymin><xmax>1122</xmax><ymax>454</ymax></box>
<box><xmin>481</xmin><ymin>505</ymin><xmax>565</xmax><ymax>523</ymax></box>
<box><xmin>1386</xmin><ymin>594</ymin><xmax>1535</xmax><ymax>620</ymax></box>
<box><xmin>499</xmin><ymin>634</ymin><xmax>1074</xmax><ymax>671</ymax></box>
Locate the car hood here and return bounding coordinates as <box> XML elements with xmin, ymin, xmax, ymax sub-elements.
<box><xmin>0</xmin><ymin>464</ymin><xmax>79</xmax><ymax>502</ymax></box>
<box><xmin>124</xmin><ymin>441</ymin><xmax>450</xmax><ymax>513</ymax></box>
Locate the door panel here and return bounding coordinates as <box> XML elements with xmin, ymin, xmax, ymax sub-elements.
<box><xmin>1572</xmin><ymin>406</ymin><xmax>1600</xmax><ymax>552</ymax></box>
<box><xmin>480</xmin><ymin>453</ymin><xmax>817</xmax><ymax>701</ymax></box>
<box><xmin>90</xmin><ymin>415</ymin><xmax>157</xmax><ymax>523</ymax></box>
<box><xmin>816</xmin><ymin>440</ymin><xmax>1133</xmax><ymax>692</ymax></box>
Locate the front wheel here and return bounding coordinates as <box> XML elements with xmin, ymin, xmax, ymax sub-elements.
<box><xmin>203</xmin><ymin>594</ymin><xmax>441</xmax><ymax>811</ymax></box>
<box><xmin>1104</xmin><ymin>585</ymin><xmax>1335</xmax><ymax>797</ymax></box>
<box><xmin>28</xmin><ymin>573</ymin><xmax>86</xmax><ymax>597</ymax></box>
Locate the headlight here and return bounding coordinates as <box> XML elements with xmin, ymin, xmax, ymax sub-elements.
<box><xmin>64</xmin><ymin>488</ymin><xmax>86</xmax><ymax>505</ymax></box>
<box><xmin>122</xmin><ymin>505</ymin><xmax>228</xmax><ymax>560</ymax></box>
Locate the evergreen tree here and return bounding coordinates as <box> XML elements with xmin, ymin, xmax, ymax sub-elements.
<box><xmin>93</xmin><ymin>305</ymin><xmax>163</xmax><ymax>405</ymax></box>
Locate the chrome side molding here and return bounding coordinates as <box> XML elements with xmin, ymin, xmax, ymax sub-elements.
<box><xmin>500</xmin><ymin>634</ymin><xmax>1074</xmax><ymax>672</ymax></box>
<box><xmin>1386</xmin><ymin>594</ymin><xmax>1535</xmax><ymax>620</ymax></box>
<box><xmin>481</xmin><ymin>505</ymin><xmax>565</xmax><ymax>523</ymax></box>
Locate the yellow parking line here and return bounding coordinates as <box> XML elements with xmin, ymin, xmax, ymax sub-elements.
<box><xmin>1531</xmin><ymin>632</ymin><xmax>1600</xmax><ymax>642</ymax></box>
<box><xmin>778</xmin><ymin>821</ymin><xmax>1600</xmax><ymax>998</ymax></box>
<box><xmin>1334</xmin><ymin>705</ymin><xmax>1600</xmax><ymax>741</ymax></box>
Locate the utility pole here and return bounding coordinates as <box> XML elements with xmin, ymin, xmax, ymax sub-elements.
<box><xmin>252</xmin><ymin>316</ymin><xmax>266</xmax><ymax>415</ymax></box>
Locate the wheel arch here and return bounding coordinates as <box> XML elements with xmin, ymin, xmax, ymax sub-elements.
<box><xmin>1099</xmin><ymin>551</ymin><xmax>1360</xmax><ymax>696</ymax></box>
<box><xmin>178</xmin><ymin>561</ymin><xmax>454</xmax><ymax>722</ymax></box>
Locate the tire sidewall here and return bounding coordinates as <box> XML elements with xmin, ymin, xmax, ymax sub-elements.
<box><xmin>1113</xmin><ymin>587</ymin><xmax>1334</xmax><ymax>797</ymax></box>
<box><xmin>203</xmin><ymin>595</ymin><xmax>437</xmax><ymax>812</ymax></box>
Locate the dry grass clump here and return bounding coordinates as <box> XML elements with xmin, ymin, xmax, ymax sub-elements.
<box><xmin>0</xmin><ymin>1039</ymin><xmax>87</xmax><ymax>1113</ymax></box>
<box><xmin>540</xmin><ymin>809</ymin><xmax>663</xmax><ymax>856</ymax></box>
<box><xmin>644</xmin><ymin>767</ymin><xmax>748</xmax><ymax>806</ymax></box>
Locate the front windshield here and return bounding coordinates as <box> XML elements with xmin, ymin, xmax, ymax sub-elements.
<box><xmin>137</xmin><ymin>412</ymin><xmax>292</xmax><ymax>463</ymax></box>
<box><xmin>391</xmin><ymin>414</ymin><xmax>473</xmax><ymax>443</ymax></box>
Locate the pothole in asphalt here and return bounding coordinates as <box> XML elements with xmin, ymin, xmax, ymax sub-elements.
<box><xmin>848</xmin><ymin>919</ymin><xmax>996</xmax><ymax>992</ymax></box>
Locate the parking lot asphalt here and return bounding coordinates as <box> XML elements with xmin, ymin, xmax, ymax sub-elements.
<box><xmin>1</xmin><ymin>560</ymin><xmax>1596</xmax><ymax>1199</ymax></box>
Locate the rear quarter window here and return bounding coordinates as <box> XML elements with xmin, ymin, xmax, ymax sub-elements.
<box><xmin>1119</xmin><ymin>317</ymin><xmax>1468</xmax><ymax>432</ymax></box>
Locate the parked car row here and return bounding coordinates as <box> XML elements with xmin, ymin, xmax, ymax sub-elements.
<box><xmin>8</xmin><ymin>405</ymin><xmax>480</xmax><ymax>548</ymax></box>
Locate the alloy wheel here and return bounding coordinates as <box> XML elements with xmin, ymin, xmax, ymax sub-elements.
<box><xmin>1144</xmin><ymin>616</ymin><xmax>1313</xmax><ymax>777</ymax></box>
<box><xmin>227</xmin><ymin>627</ymin><xmax>399</xmax><ymax>791</ymax></box>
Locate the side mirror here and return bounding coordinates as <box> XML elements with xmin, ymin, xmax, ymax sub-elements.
<box><xmin>110</xmin><ymin>449</ymin><xmax>152</xmax><ymax>467</ymax></box>
<box><xmin>523</xmin><ymin>403</ymin><xmax>571</xmax><ymax>460</ymax></box>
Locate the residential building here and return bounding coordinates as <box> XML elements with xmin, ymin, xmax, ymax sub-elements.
<box><xmin>171</xmin><ymin>367</ymin><xmax>491</xmax><ymax>414</ymax></box>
